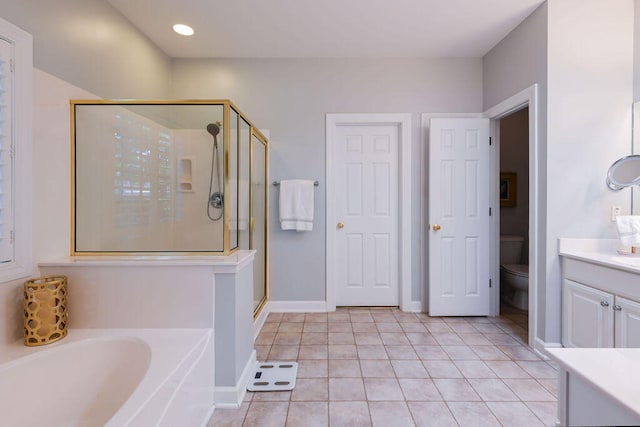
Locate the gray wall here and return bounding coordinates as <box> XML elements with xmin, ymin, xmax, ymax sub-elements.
<box><xmin>171</xmin><ymin>58</ymin><xmax>483</xmax><ymax>303</ymax></box>
<box><xmin>0</xmin><ymin>0</ymin><xmax>171</xmax><ymax>99</ymax></box>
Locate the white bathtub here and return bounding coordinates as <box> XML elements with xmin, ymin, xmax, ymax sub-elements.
<box><xmin>0</xmin><ymin>329</ymin><xmax>214</xmax><ymax>427</ymax></box>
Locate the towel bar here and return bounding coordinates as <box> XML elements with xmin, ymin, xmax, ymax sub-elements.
<box><xmin>272</xmin><ymin>181</ymin><xmax>319</xmax><ymax>187</ymax></box>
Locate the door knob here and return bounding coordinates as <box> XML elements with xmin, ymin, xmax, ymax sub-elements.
<box><xmin>337</xmin><ymin>222</ymin><xmax>345</xmax><ymax>229</ymax></box>
<box><xmin>432</xmin><ymin>224</ymin><xmax>441</xmax><ymax>231</ymax></box>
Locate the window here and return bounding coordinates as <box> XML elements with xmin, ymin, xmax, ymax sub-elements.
<box><xmin>0</xmin><ymin>18</ymin><xmax>32</xmax><ymax>282</ymax></box>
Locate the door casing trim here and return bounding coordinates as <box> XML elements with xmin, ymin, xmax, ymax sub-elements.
<box><xmin>325</xmin><ymin>113</ymin><xmax>412</xmax><ymax>311</ymax></box>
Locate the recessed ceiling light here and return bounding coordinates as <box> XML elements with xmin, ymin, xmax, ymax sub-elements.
<box><xmin>173</xmin><ymin>24</ymin><xmax>194</xmax><ymax>36</ymax></box>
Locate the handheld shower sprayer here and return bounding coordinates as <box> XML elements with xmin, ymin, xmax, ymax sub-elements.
<box><xmin>206</xmin><ymin>121</ymin><xmax>223</xmax><ymax>221</ymax></box>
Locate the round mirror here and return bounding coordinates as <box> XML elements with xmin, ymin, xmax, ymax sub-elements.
<box><xmin>607</xmin><ymin>154</ymin><xmax>640</xmax><ymax>190</ymax></box>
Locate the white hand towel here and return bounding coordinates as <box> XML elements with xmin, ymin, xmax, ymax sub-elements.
<box><xmin>615</xmin><ymin>215</ymin><xmax>640</xmax><ymax>247</ymax></box>
<box><xmin>279</xmin><ymin>179</ymin><xmax>314</xmax><ymax>231</ymax></box>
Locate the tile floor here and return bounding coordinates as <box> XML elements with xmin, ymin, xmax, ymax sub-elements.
<box><xmin>208</xmin><ymin>307</ymin><xmax>558</xmax><ymax>427</ymax></box>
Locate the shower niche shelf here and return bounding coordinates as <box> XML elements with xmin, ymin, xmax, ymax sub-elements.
<box><xmin>178</xmin><ymin>157</ymin><xmax>194</xmax><ymax>192</ymax></box>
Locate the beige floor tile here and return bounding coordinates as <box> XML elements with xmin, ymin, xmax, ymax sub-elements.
<box><xmin>350</xmin><ymin>312</ymin><xmax>375</xmax><ymax>323</ymax></box>
<box><xmin>423</xmin><ymin>360</ymin><xmax>463</xmax><ymax>378</ymax></box>
<box><xmin>328</xmin><ymin>332</ymin><xmax>356</xmax><ymax>345</ymax></box>
<box><xmin>305</xmin><ymin>313</ymin><xmax>328</xmax><ymax>323</ymax></box>
<box><xmin>364</xmin><ymin>378</ymin><xmax>405</xmax><ymax>401</ymax></box>
<box><xmin>468</xmin><ymin>378</ymin><xmax>519</xmax><ymax>401</ymax></box>
<box><xmin>354</xmin><ymin>332</ymin><xmax>383</xmax><ymax>345</ymax></box>
<box><xmin>357</xmin><ymin>344</ymin><xmax>389</xmax><ymax>359</ymax></box>
<box><xmin>391</xmin><ymin>360</ymin><xmax>429</xmax><ymax>378</ymax></box>
<box><xmin>274</xmin><ymin>332</ymin><xmax>302</xmax><ymax>345</ymax></box>
<box><xmin>448</xmin><ymin>322</ymin><xmax>479</xmax><ymax>334</ymax></box>
<box><xmin>376</xmin><ymin>322</ymin><xmax>403</xmax><ymax>333</ymax></box>
<box><xmin>360</xmin><ymin>359</ymin><xmax>396</xmax><ymax>378</ymax></box>
<box><xmin>441</xmin><ymin>345</ymin><xmax>480</xmax><ymax>360</ymax></box>
<box><xmin>487</xmin><ymin>401</ymin><xmax>545</xmax><ymax>426</ymax></box>
<box><xmin>352</xmin><ymin>322</ymin><xmax>379</xmax><ymax>332</ymax></box>
<box><xmin>454</xmin><ymin>360</ymin><xmax>497</xmax><ymax>378</ymax></box>
<box><xmin>298</xmin><ymin>344</ymin><xmax>328</xmax><ymax>360</ymax></box>
<box><xmin>265</xmin><ymin>313</ymin><xmax>283</xmax><ymax>323</ymax></box>
<box><xmin>447</xmin><ymin>401</ymin><xmax>501</xmax><ymax>427</ymax></box>
<box><xmin>327</xmin><ymin>312</ymin><xmax>351</xmax><ymax>323</ymax></box>
<box><xmin>525</xmin><ymin>401</ymin><xmax>559</xmax><ymax>426</ymax></box>
<box><xmin>252</xmin><ymin>390</ymin><xmax>291</xmax><ymax>402</ymax></box>
<box><xmin>413</xmin><ymin>345</ymin><xmax>450</xmax><ymax>360</ymax></box>
<box><xmin>369</xmin><ymin>401</ymin><xmax>414</xmax><ymax>427</ymax></box>
<box><xmin>398</xmin><ymin>378</ymin><xmax>443</xmax><ymax>401</ymax></box>
<box><xmin>433</xmin><ymin>378</ymin><xmax>481</xmax><ymax>401</ymax></box>
<box><xmin>516</xmin><ymin>360</ymin><xmax>558</xmax><ymax>379</ymax></box>
<box><xmin>291</xmin><ymin>378</ymin><xmax>328</xmax><ymax>401</ymax></box>
<box><xmin>425</xmin><ymin>322</ymin><xmax>454</xmax><ymax>333</ymax></box>
<box><xmin>328</xmin><ymin>322</ymin><xmax>352</xmax><ymax>333</ymax></box>
<box><xmin>503</xmin><ymin>379</ymin><xmax>556</xmax><ymax>401</ymax></box>
<box><xmin>537</xmin><ymin>378</ymin><xmax>559</xmax><ymax>397</ymax></box>
<box><xmin>432</xmin><ymin>333</ymin><xmax>465</xmax><ymax>346</ymax></box>
<box><xmin>255</xmin><ymin>345</ymin><xmax>271</xmax><ymax>361</ymax></box>
<box><xmin>457</xmin><ymin>332</ymin><xmax>493</xmax><ymax>346</ymax></box>
<box><xmin>380</xmin><ymin>332</ymin><xmax>411</xmax><ymax>345</ymax></box>
<box><xmin>371</xmin><ymin>312</ymin><xmax>398</xmax><ymax>322</ymax></box>
<box><xmin>329</xmin><ymin>401</ymin><xmax>371</xmax><ymax>426</ymax></box>
<box><xmin>297</xmin><ymin>359</ymin><xmax>328</xmax><ymax>378</ymax></box>
<box><xmin>485</xmin><ymin>360</ymin><xmax>531</xmax><ymax>378</ymax></box>
<box><xmin>303</xmin><ymin>322</ymin><xmax>328</xmax><ymax>333</ymax></box>
<box><xmin>408</xmin><ymin>402</ymin><xmax>457</xmax><ymax>427</ymax></box>
<box><xmin>255</xmin><ymin>332</ymin><xmax>276</xmax><ymax>345</ymax></box>
<box><xmin>281</xmin><ymin>313</ymin><xmax>305</xmax><ymax>322</ymax></box>
<box><xmin>329</xmin><ymin>378</ymin><xmax>366</xmax><ymax>401</ymax></box>
<box><xmin>395</xmin><ymin>312</ymin><xmax>421</xmax><ymax>323</ymax></box>
<box><xmin>497</xmin><ymin>344</ymin><xmax>541</xmax><ymax>361</ymax></box>
<box><xmin>301</xmin><ymin>332</ymin><xmax>328</xmax><ymax>345</ymax></box>
<box><xmin>401</xmin><ymin>322</ymin><xmax>427</xmax><ymax>333</ymax></box>
<box><xmin>278</xmin><ymin>322</ymin><xmax>304</xmax><ymax>333</ymax></box>
<box><xmin>268</xmin><ymin>345</ymin><xmax>299</xmax><ymax>360</ymax></box>
<box><xmin>329</xmin><ymin>359</ymin><xmax>361</xmax><ymax>377</ymax></box>
<box><xmin>328</xmin><ymin>344</ymin><xmax>358</xmax><ymax>359</ymax></box>
<box><xmin>470</xmin><ymin>345</ymin><xmax>510</xmax><ymax>361</ymax></box>
<box><xmin>207</xmin><ymin>401</ymin><xmax>249</xmax><ymax>427</ymax></box>
<box><xmin>243</xmin><ymin>401</ymin><xmax>289</xmax><ymax>427</ymax></box>
<box><xmin>285</xmin><ymin>401</ymin><xmax>328</xmax><ymax>427</ymax></box>
<box><xmin>473</xmin><ymin>323</ymin><xmax>506</xmax><ymax>334</ymax></box>
<box><xmin>260</xmin><ymin>323</ymin><xmax>279</xmax><ymax>332</ymax></box>
<box><xmin>406</xmin><ymin>332</ymin><xmax>438</xmax><ymax>345</ymax></box>
<box><xmin>386</xmin><ymin>345</ymin><xmax>418</xmax><ymax>360</ymax></box>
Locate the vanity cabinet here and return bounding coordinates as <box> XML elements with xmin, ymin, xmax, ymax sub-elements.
<box><xmin>562</xmin><ymin>278</ymin><xmax>640</xmax><ymax>348</ymax></box>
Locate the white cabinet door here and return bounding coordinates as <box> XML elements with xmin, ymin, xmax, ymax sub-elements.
<box><xmin>562</xmin><ymin>279</ymin><xmax>614</xmax><ymax>348</ymax></box>
<box><xmin>614</xmin><ymin>296</ymin><xmax>640</xmax><ymax>348</ymax></box>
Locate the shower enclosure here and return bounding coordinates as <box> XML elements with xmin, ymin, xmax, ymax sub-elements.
<box><xmin>71</xmin><ymin>100</ymin><xmax>269</xmax><ymax>314</ymax></box>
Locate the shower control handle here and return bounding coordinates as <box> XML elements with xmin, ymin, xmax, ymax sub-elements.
<box><xmin>337</xmin><ymin>222</ymin><xmax>344</xmax><ymax>229</ymax></box>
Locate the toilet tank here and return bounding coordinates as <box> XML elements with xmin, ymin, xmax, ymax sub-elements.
<box><xmin>500</xmin><ymin>235</ymin><xmax>524</xmax><ymax>265</ymax></box>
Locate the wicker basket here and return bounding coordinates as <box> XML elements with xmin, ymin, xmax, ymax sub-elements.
<box><xmin>23</xmin><ymin>276</ymin><xmax>68</xmax><ymax>346</ymax></box>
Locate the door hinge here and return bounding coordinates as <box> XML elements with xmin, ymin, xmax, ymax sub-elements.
<box><xmin>489</xmin><ymin>137</ymin><xmax>492</xmax><ymax>146</ymax></box>
<box><xmin>10</xmin><ymin>58</ymin><xmax>14</xmax><ymax>73</ymax></box>
<box><xmin>10</xmin><ymin>230</ymin><xmax>14</xmax><ymax>245</ymax></box>
<box><xmin>489</xmin><ymin>207</ymin><xmax>492</xmax><ymax>216</ymax></box>
<box><xmin>489</xmin><ymin>279</ymin><xmax>492</xmax><ymax>288</ymax></box>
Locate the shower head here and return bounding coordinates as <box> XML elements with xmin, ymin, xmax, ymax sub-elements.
<box><xmin>206</xmin><ymin>123</ymin><xmax>220</xmax><ymax>137</ymax></box>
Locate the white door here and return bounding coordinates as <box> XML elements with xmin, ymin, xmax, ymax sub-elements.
<box><xmin>562</xmin><ymin>279</ymin><xmax>614</xmax><ymax>348</ymax></box>
<box><xmin>614</xmin><ymin>296</ymin><xmax>640</xmax><ymax>348</ymax></box>
<box><xmin>428</xmin><ymin>118</ymin><xmax>490</xmax><ymax>316</ymax></box>
<box><xmin>334</xmin><ymin>124</ymin><xmax>399</xmax><ymax>306</ymax></box>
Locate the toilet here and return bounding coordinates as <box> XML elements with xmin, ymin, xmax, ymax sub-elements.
<box><xmin>500</xmin><ymin>235</ymin><xmax>529</xmax><ymax>311</ymax></box>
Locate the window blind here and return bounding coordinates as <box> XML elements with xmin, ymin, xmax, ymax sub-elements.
<box><xmin>0</xmin><ymin>39</ymin><xmax>13</xmax><ymax>263</ymax></box>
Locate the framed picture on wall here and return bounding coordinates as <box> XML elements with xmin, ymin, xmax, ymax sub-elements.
<box><xmin>500</xmin><ymin>173</ymin><xmax>517</xmax><ymax>207</ymax></box>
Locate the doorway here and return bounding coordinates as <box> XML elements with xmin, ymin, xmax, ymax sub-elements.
<box><xmin>325</xmin><ymin>113</ymin><xmax>412</xmax><ymax>311</ymax></box>
<box><xmin>497</xmin><ymin>107</ymin><xmax>530</xmax><ymax>335</ymax></box>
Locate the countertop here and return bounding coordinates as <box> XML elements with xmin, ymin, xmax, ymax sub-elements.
<box><xmin>558</xmin><ymin>238</ymin><xmax>640</xmax><ymax>274</ymax></box>
<box><xmin>547</xmin><ymin>347</ymin><xmax>640</xmax><ymax>417</ymax></box>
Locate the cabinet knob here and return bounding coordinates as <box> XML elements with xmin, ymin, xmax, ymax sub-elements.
<box><xmin>600</xmin><ymin>300</ymin><xmax>610</xmax><ymax>307</ymax></box>
<box><xmin>613</xmin><ymin>304</ymin><xmax>622</xmax><ymax>311</ymax></box>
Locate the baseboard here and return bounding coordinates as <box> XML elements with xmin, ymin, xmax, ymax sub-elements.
<box><xmin>267</xmin><ymin>300</ymin><xmax>328</xmax><ymax>312</ymax></box>
<box><xmin>534</xmin><ymin>337</ymin><xmax>562</xmax><ymax>360</ymax></box>
<box><xmin>214</xmin><ymin>350</ymin><xmax>257</xmax><ymax>409</ymax></box>
<box><xmin>410</xmin><ymin>301</ymin><xmax>423</xmax><ymax>313</ymax></box>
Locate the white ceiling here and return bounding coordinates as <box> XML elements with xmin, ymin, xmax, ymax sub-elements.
<box><xmin>108</xmin><ymin>0</ymin><xmax>544</xmax><ymax>59</ymax></box>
